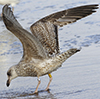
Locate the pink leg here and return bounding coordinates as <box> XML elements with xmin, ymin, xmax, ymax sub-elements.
<box><xmin>34</xmin><ymin>77</ymin><xmax>41</xmax><ymax>94</ymax></box>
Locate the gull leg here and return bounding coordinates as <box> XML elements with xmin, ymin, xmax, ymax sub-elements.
<box><xmin>34</xmin><ymin>77</ymin><xmax>41</xmax><ymax>94</ymax></box>
<box><xmin>45</xmin><ymin>73</ymin><xmax>52</xmax><ymax>91</ymax></box>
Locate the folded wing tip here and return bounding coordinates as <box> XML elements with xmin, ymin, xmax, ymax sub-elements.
<box><xmin>2</xmin><ymin>4</ymin><xmax>9</xmax><ymax>13</ymax></box>
<box><xmin>2</xmin><ymin>4</ymin><xmax>12</xmax><ymax>17</ymax></box>
<box><xmin>92</xmin><ymin>4</ymin><xmax>99</xmax><ymax>9</ymax></box>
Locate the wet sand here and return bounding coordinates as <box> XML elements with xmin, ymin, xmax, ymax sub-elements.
<box><xmin>0</xmin><ymin>0</ymin><xmax>100</xmax><ymax>99</ymax></box>
<box><xmin>0</xmin><ymin>44</ymin><xmax>100</xmax><ymax>99</ymax></box>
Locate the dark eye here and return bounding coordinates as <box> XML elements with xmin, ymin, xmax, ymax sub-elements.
<box><xmin>7</xmin><ymin>70</ymin><xmax>11</xmax><ymax>76</ymax></box>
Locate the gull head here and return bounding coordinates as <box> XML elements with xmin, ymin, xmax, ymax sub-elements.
<box><xmin>6</xmin><ymin>66</ymin><xmax>18</xmax><ymax>87</ymax></box>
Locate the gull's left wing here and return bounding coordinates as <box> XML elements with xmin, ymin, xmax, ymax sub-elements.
<box><xmin>30</xmin><ymin>4</ymin><xmax>98</xmax><ymax>57</ymax></box>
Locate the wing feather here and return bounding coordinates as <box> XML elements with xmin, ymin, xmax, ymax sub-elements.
<box><xmin>30</xmin><ymin>4</ymin><xmax>98</xmax><ymax>56</ymax></box>
<box><xmin>30</xmin><ymin>21</ymin><xmax>59</xmax><ymax>57</ymax></box>
<box><xmin>2</xmin><ymin>5</ymin><xmax>47</xmax><ymax>61</ymax></box>
<box><xmin>40</xmin><ymin>4</ymin><xmax>99</xmax><ymax>26</ymax></box>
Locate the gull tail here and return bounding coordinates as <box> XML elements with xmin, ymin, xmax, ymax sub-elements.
<box><xmin>46</xmin><ymin>48</ymin><xmax>81</xmax><ymax>74</ymax></box>
<box><xmin>52</xmin><ymin>48</ymin><xmax>81</xmax><ymax>67</ymax></box>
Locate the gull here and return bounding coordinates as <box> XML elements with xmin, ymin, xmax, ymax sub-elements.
<box><xmin>2</xmin><ymin>4</ymin><xmax>98</xmax><ymax>94</ymax></box>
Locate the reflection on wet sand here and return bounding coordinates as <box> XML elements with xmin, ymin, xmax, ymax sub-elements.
<box><xmin>0</xmin><ymin>88</ymin><xmax>57</xmax><ymax>99</ymax></box>
<box><xmin>0</xmin><ymin>87</ymin><xmax>86</xmax><ymax>99</ymax></box>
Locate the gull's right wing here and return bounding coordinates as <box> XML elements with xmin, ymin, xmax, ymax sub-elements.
<box><xmin>2</xmin><ymin>5</ymin><xmax>47</xmax><ymax>61</ymax></box>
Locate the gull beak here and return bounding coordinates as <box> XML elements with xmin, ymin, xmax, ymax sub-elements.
<box><xmin>6</xmin><ymin>79</ymin><xmax>10</xmax><ymax>87</ymax></box>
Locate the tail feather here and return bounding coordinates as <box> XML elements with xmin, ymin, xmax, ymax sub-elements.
<box><xmin>53</xmin><ymin>48</ymin><xmax>81</xmax><ymax>65</ymax></box>
<box><xmin>46</xmin><ymin>48</ymin><xmax>81</xmax><ymax>73</ymax></box>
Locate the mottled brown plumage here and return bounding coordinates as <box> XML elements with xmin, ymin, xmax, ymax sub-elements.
<box><xmin>2</xmin><ymin>4</ymin><xmax>98</xmax><ymax>93</ymax></box>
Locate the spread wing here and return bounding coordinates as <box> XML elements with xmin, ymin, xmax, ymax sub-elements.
<box><xmin>2</xmin><ymin>5</ymin><xmax>47</xmax><ymax>61</ymax></box>
<box><xmin>30</xmin><ymin>4</ymin><xmax>98</xmax><ymax>56</ymax></box>
<box><xmin>40</xmin><ymin>4</ymin><xmax>98</xmax><ymax>26</ymax></box>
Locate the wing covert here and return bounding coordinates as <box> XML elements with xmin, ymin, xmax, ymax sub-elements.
<box><xmin>30</xmin><ymin>21</ymin><xmax>59</xmax><ymax>57</ymax></box>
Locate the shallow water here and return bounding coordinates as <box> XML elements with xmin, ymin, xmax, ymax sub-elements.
<box><xmin>0</xmin><ymin>0</ymin><xmax>100</xmax><ymax>99</ymax></box>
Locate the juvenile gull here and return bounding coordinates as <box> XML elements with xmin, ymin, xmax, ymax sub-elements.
<box><xmin>2</xmin><ymin>4</ymin><xmax>98</xmax><ymax>93</ymax></box>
